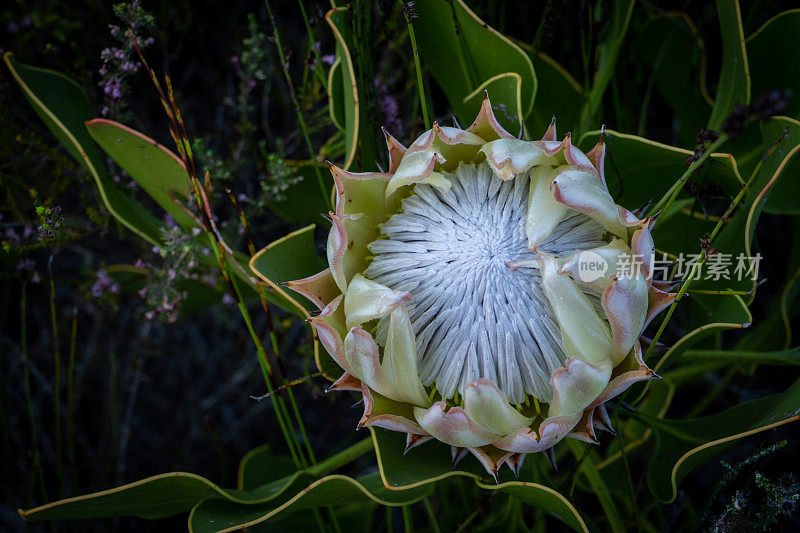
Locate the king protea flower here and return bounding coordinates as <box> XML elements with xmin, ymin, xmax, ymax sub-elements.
<box><xmin>287</xmin><ymin>97</ymin><xmax>677</xmax><ymax>480</ymax></box>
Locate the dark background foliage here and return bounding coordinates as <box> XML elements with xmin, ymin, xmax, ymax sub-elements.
<box><xmin>1</xmin><ymin>0</ymin><xmax>798</xmax><ymax>531</ymax></box>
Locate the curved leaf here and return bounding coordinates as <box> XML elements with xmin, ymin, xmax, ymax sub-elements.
<box><xmin>249</xmin><ymin>225</ymin><xmax>334</xmax><ymax>377</ymax></box>
<box><xmin>3</xmin><ymin>52</ymin><xmax>163</xmax><ymax>244</ymax></box>
<box><xmin>636</xmin><ymin>379</ymin><xmax>800</xmax><ymax>503</ymax></box>
<box><xmin>325</xmin><ymin>8</ymin><xmax>359</xmax><ymax>170</ymax></box>
<box><xmin>187</xmin><ymin>473</ymin><xmax>430</xmax><ymax>533</ymax></box>
<box><xmin>86</xmin><ymin>118</ymin><xmax>199</xmax><ymax>231</ymax></box>
<box><xmin>747</xmin><ymin>9</ymin><xmax>800</xmax><ymax>120</ymax></box>
<box><xmin>370</xmin><ymin>428</ymin><xmax>588</xmax><ymax>532</ymax></box>
<box><xmin>707</xmin><ymin>0</ymin><xmax>750</xmax><ymax>129</ymax></box>
<box><xmin>412</xmin><ymin>0</ymin><xmax>536</xmax><ymax>125</ymax></box>
<box><xmin>680</xmin><ymin>347</ymin><xmax>800</xmax><ymax>367</ymax></box>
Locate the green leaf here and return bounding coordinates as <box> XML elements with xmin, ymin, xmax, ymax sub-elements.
<box><xmin>707</xmin><ymin>0</ymin><xmax>750</xmax><ymax>129</ymax></box>
<box><xmin>527</xmin><ymin>52</ymin><xmax>584</xmax><ymax>138</ymax></box>
<box><xmin>370</xmin><ymin>428</ymin><xmax>589</xmax><ymax>532</ymax></box>
<box><xmin>188</xmin><ymin>473</ymin><xmax>429</xmax><ymax>533</ymax></box>
<box><xmin>237</xmin><ymin>445</ymin><xmax>298</xmax><ymax>491</ymax></box>
<box><xmin>680</xmin><ymin>347</ymin><xmax>800</xmax><ymax>367</ymax></box>
<box><xmin>20</xmin><ymin>472</ymin><xmax>237</xmax><ymax>521</ymax></box>
<box><xmin>747</xmin><ymin>9</ymin><xmax>800</xmax><ymax>120</ymax></box>
<box><xmin>707</xmin><ymin>116</ymin><xmax>800</xmax><ymax>291</ymax></box>
<box><xmin>633</xmin><ymin>13</ymin><xmax>712</xmax><ymax>146</ymax></box>
<box><xmin>3</xmin><ymin>52</ymin><xmax>163</xmax><ymax>244</ymax></box>
<box><xmin>758</xmin><ymin>116</ymin><xmax>800</xmax><ymax>215</ymax></box>
<box><xmin>86</xmin><ymin>119</ymin><xmax>199</xmax><ymax>231</ymax></box>
<box><xmin>325</xmin><ymin>8</ymin><xmax>359</xmax><ymax>170</ymax></box>
<box><xmin>577</xmin><ymin>0</ymin><xmax>635</xmax><ymax>134</ymax></box>
<box><xmin>249</xmin><ymin>224</ymin><xmax>327</xmax><ymax>316</ymax></box>
<box><xmin>637</xmin><ymin>378</ymin><xmax>800</xmax><ymax>503</ymax></box>
<box><xmin>651</xmin><ymin>294</ymin><xmax>751</xmax><ymax>373</ymax></box>
<box><xmin>412</xmin><ymin>0</ymin><xmax>536</xmax><ymax>126</ymax></box>
<box><xmin>266</xmin><ymin>163</ymin><xmax>331</xmax><ymax>225</ymax></box>
<box><xmin>327</xmin><ymin>57</ymin><xmax>345</xmax><ymax>131</ymax></box>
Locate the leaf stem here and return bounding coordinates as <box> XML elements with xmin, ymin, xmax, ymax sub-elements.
<box><xmin>400</xmin><ymin>2</ymin><xmax>430</xmax><ymax>130</ymax></box>
<box><xmin>647</xmin><ymin>133</ymin><xmax>729</xmax><ymax>217</ymax></box>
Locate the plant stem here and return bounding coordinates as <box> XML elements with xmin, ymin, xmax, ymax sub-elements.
<box><xmin>400</xmin><ymin>1</ymin><xmax>430</xmax><ymax>130</ymax></box>
<box><xmin>402</xmin><ymin>505</ymin><xmax>414</xmax><ymax>533</ymax></box>
<box><xmin>48</xmin><ymin>256</ymin><xmax>64</xmax><ymax>495</ymax></box>
<box><xmin>422</xmin><ymin>498</ymin><xmax>442</xmax><ymax>533</ymax></box>
<box><xmin>67</xmin><ymin>306</ymin><xmax>78</xmax><ymax>486</ymax></box>
<box><xmin>21</xmin><ymin>282</ymin><xmax>47</xmax><ymax>505</ymax></box>
<box><xmin>647</xmin><ymin>134</ymin><xmax>728</xmax><ymax>217</ymax></box>
<box><xmin>296</xmin><ymin>0</ymin><xmax>328</xmax><ymax>91</ymax></box>
<box><xmin>568</xmin><ymin>441</ymin><xmax>625</xmax><ymax>533</ymax></box>
<box><xmin>644</xmin><ymin>128</ymin><xmax>787</xmax><ymax>361</ymax></box>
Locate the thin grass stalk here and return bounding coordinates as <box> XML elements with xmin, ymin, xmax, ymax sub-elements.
<box><xmin>47</xmin><ymin>256</ymin><xmax>64</xmax><ymax>495</ymax></box>
<box><xmin>265</xmin><ymin>0</ymin><xmax>330</xmax><ymax>208</ymax></box>
<box><xmin>21</xmin><ymin>282</ymin><xmax>47</xmax><ymax>505</ymax></box>
<box><xmin>67</xmin><ymin>306</ymin><xmax>78</xmax><ymax>486</ymax></box>
<box><xmin>400</xmin><ymin>1</ymin><xmax>430</xmax><ymax>130</ymax></box>
<box><xmin>296</xmin><ymin>0</ymin><xmax>328</xmax><ymax>90</ymax></box>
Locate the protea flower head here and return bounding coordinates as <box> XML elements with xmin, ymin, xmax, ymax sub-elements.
<box><xmin>287</xmin><ymin>96</ymin><xmax>678</xmax><ymax>481</ymax></box>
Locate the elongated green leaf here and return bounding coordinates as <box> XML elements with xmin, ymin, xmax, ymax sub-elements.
<box><xmin>578</xmin><ymin>0</ymin><xmax>635</xmax><ymax>134</ymax></box>
<box><xmin>327</xmin><ymin>57</ymin><xmax>345</xmax><ymax>131</ymax></box>
<box><xmin>758</xmin><ymin>116</ymin><xmax>800</xmax><ymax>215</ymax></box>
<box><xmin>707</xmin><ymin>0</ymin><xmax>750</xmax><ymax>129</ymax></box>
<box><xmin>188</xmin><ymin>473</ymin><xmax>430</xmax><ymax>533</ymax></box>
<box><xmin>370</xmin><ymin>429</ymin><xmax>589</xmax><ymax>532</ymax></box>
<box><xmin>637</xmin><ymin>379</ymin><xmax>800</xmax><ymax>503</ymax></box>
<box><xmin>680</xmin><ymin>347</ymin><xmax>800</xmax><ymax>366</ymax></box>
<box><xmin>20</xmin><ymin>473</ymin><xmax>236</xmax><ymax>521</ymax></box>
<box><xmin>747</xmin><ymin>9</ymin><xmax>800</xmax><ymax>120</ymax></box>
<box><xmin>707</xmin><ymin>116</ymin><xmax>800</xmax><ymax>292</ymax></box>
<box><xmin>633</xmin><ymin>294</ymin><xmax>751</xmax><ymax>404</ymax></box>
<box><xmin>412</xmin><ymin>0</ymin><xmax>536</xmax><ymax>126</ymax></box>
<box><xmin>325</xmin><ymin>8</ymin><xmax>358</xmax><ymax>170</ymax></box>
<box><xmin>3</xmin><ymin>52</ymin><xmax>163</xmax><ymax>243</ymax></box>
<box><xmin>86</xmin><ymin>119</ymin><xmax>199</xmax><ymax>231</ymax></box>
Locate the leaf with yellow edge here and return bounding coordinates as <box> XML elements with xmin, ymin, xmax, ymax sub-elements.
<box><xmin>187</xmin><ymin>473</ymin><xmax>430</xmax><ymax>533</ymax></box>
<box><xmin>707</xmin><ymin>0</ymin><xmax>750</xmax><ymax>130</ymax></box>
<box><xmin>412</xmin><ymin>0</ymin><xmax>536</xmax><ymax>125</ymax></box>
<box><xmin>634</xmin><ymin>379</ymin><xmax>800</xmax><ymax>503</ymax></box>
<box><xmin>370</xmin><ymin>428</ymin><xmax>589</xmax><ymax>532</ymax></box>
<box><xmin>325</xmin><ymin>8</ymin><xmax>359</xmax><ymax>170</ymax></box>
<box><xmin>3</xmin><ymin>52</ymin><xmax>163</xmax><ymax>244</ymax></box>
<box><xmin>86</xmin><ymin>119</ymin><xmax>200</xmax><ymax>231</ymax></box>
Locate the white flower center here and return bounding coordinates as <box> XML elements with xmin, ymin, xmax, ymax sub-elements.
<box><xmin>367</xmin><ymin>162</ymin><xmax>605</xmax><ymax>404</ymax></box>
